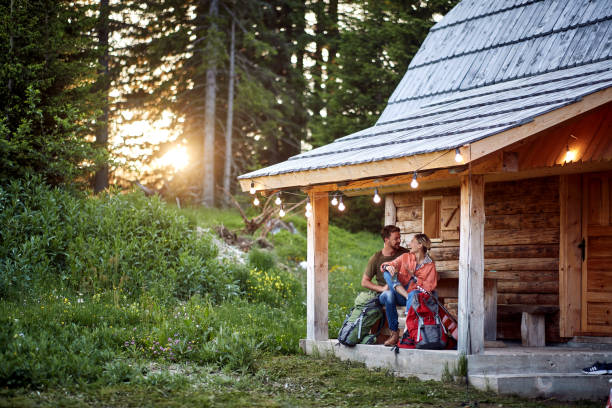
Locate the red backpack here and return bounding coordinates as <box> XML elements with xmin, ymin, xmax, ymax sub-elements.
<box><xmin>397</xmin><ymin>291</ymin><xmax>454</xmax><ymax>350</ymax></box>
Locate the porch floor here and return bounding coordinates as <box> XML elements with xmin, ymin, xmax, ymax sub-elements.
<box><xmin>299</xmin><ymin>339</ymin><xmax>612</xmax><ymax>401</ymax></box>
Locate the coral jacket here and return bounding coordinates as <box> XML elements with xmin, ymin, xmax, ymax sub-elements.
<box><xmin>381</xmin><ymin>252</ymin><xmax>438</xmax><ymax>292</ymax></box>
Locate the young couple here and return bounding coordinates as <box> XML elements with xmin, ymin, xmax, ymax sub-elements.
<box><xmin>361</xmin><ymin>225</ymin><xmax>438</xmax><ymax>346</ymax></box>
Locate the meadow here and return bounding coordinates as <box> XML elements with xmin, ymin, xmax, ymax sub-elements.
<box><xmin>0</xmin><ymin>179</ymin><xmax>601</xmax><ymax>407</ymax></box>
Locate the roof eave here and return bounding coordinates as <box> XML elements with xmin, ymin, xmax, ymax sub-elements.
<box><xmin>239</xmin><ymin>86</ymin><xmax>612</xmax><ymax>194</ymax></box>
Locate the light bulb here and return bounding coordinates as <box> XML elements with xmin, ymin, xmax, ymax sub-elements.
<box><xmin>275</xmin><ymin>194</ymin><xmax>282</xmax><ymax>205</ymax></box>
<box><xmin>564</xmin><ymin>146</ymin><xmax>576</xmax><ymax>163</ymax></box>
<box><xmin>253</xmin><ymin>196</ymin><xmax>260</xmax><ymax>206</ymax></box>
<box><xmin>279</xmin><ymin>206</ymin><xmax>286</xmax><ymax>217</ymax></box>
<box><xmin>305</xmin><ymin>209</ymin><xmax>312</xmax><ymax>218</ymax></box>
<box><xmin>338</xmin><ymin>197</ymin><xmax>345</xmax><ymax>212</ymax></box>
<box><xmin>249</xmin><ymin>182</ymin><xmax>256</xmax><ymax>195</ymax></box>
<box><xmin>373</xmin><ymin>188</ymin><xmax>381</xmax><ymax>204</ymax></box>
<box><xmin>454</xmin><ymin>148</ymin><xmax>463</xmax><ymax>163</ymax></box>
<box><xmin>305</xmin><ymin>198</ymin><xmax>312</xmax><ymax>212</ymax></box>
<box><xmin>331</xmin><ymin>196</ymin><xmax>338</xmax><ymax>206</ymax></box>
<box><xmin>410</xmin><ymin>172</ymin><xmax>419</xmax><ymax>189</ymax></box>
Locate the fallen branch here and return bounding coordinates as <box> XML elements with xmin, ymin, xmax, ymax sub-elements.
<box><xmin>217</xmin><ymin>186</ymin><xmax>306</xmax><ymax>237</ymax></box>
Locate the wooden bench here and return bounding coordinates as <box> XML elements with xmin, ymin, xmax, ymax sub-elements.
<box><xmin>497</xmin><ymin>304</ymin><xmax>559</xmax><ymax>347</ymax></box>
<box><xmin>436</xmin><ymin>270</ymin><xmax>498</xmax><ymax>341</ymax></box>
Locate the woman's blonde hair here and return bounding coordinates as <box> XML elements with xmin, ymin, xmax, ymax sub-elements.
<box><xmin>414</xmin><ymin>233</ymin><xmax>432</xmax><ymax>253</ymax></box>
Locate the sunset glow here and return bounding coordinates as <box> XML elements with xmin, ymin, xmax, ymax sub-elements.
<box><xmin>159</xmin><ymin>146</ymin><xmax>189</xmax><ymax>171</ymax></box>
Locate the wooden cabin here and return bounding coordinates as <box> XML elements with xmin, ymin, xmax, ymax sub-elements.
<box><xmin>239</xmin><ymin>0</ymin><xmax>612</xmax><ymax>400</ymax></box>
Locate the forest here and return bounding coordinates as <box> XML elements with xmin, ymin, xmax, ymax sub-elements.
<box><xmin>0</xmin><ymin>0</ymin><xmax>455</xmax><ymax>203</ymax></box>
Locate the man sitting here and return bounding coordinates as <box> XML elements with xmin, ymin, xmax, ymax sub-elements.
<box><xmin>361</xmin><ymin>225</ymin><xmax>408</xmax><ymax>340</ymax></box>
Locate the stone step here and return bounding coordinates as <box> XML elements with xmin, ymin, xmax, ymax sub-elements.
<box><xmin>469</xmin><ymin>372</ymin><xmax>612</xmax><ymax>401</ymax></box>
<box><xmin>468</xmin><ymin>349</ymin><xmax>612</xmax><ymax>375</ymax></box>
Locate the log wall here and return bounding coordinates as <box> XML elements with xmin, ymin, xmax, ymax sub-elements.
<box><xmin>394</xmin><ymin>176</ymin><xmax>561</xmax><ymax>342</ymax></box>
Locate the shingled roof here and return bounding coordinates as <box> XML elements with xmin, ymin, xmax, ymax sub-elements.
<box><xmin>239</xmin><ymin>0</ymin><xmax>612</xmax><ymax>186</ymax></box>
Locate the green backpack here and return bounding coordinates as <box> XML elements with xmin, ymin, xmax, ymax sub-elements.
<box><xmin>337</xmin><ymin>291</ymin><xmax>384</xmax><ymax>346</ymax></box>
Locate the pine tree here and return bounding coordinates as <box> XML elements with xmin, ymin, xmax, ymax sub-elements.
<box><xmin>309</xmin><ymin>0</ymin><xmax>458</xmax><ymax>147</ymax></box>
<box><xmin>0</xmin><ymin>0</ymin><xmax>106</xmax><ymax>187</ymax></box>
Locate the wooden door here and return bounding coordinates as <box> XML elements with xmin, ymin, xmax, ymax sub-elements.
<box><xmin>581</xmin><ymin>172</ymin><xmax>612</xmax><ymax>334</ymax></box>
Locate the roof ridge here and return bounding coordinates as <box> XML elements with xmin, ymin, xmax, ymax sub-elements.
<box><xmin>387</xmin><ymin>55</ymin><xmax>612</xmax><ymax>106</ymax></box>
<box><xmin>405</xmin><ymin>15</ymin><xmax>612</xmax><ymax>73</ymax></box>
<box><xmin>430</xmin><ymin>0</ymin><xmax>546</xmax><ymax>33</ymax></box>
<box><xmin>290</xmin><ymin>97</ymin><xmax>581</xmax><ymax>161</ymax></box>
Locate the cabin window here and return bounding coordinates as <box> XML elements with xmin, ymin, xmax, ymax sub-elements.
<box><xmin>423</xmin><ymin>196</ymin><xmax>442</xmax><ymax>240</ymax></box>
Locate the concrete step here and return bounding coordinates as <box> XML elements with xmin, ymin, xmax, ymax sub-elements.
<box><xmin>469</xmin><ymin>372</ymin><xmax>612</xmax><ymax>401</ymax></box>
<box><xmin>300</xmin><ymin>339</ymin><xmax>459</xmax><ymax>381</ymax></box>
<box><xmin>468</xmin><ymin>349</ymin><xmax>612</xmax><ymax>375</ymax></box>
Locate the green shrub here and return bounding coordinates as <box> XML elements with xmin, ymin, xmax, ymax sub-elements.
<box><xmin>270</xmin><ymin>230</ymin><xmax>307</xmax><ymax>264</ymax></box>
<box><xmin>0</xmin><ymin>179</ymin><xmax>239</xmax><ymax>304</ymax></box>
<box><xmin>248</xmin><ymin>248</ymin><xmax>276</xmax><ymax>271</ymax></box>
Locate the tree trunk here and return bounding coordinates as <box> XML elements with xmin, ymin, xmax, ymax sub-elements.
<box><xmin>8</xmin><ymin>0</ymin><xmax>14</xmax><ymax>95</ymax></box>
<box><xmin>202</xmin><ymin>0</ymin><xmax>219</xmax><ymax>207</ymax></box>
<box><xmin>223</xmin><ymin>19</ymin><xmax>235</xmax><ymax>207</ymax></box>
<box><xmin>94</xmin><ymin>0</ymin><xmax>110</xmax><ymax>193</ymax></box>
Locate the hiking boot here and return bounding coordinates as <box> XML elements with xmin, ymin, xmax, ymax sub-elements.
<box><xmin>384</xmin><ymin>330</ymin><xmax>399</xmax><ymax>347</ymax></box>
<box><xmin>581</xmin><ymin>362</ymin><xmax>610</xmax><ymax>375</ymax></box>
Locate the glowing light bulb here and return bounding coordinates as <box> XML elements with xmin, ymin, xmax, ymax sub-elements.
<box><xmin>454</xmin><ymin>148</ymin><xmax>463</xmax><ymax>163</ymax></box>
<box><xmin>275</xmin><ymin>194</ymin><xmax>282</xmax><ymax>205</ymax></box>
<box><xmin>279</xmin><ymin>205</ymin><xmax>286</xmax><ymax>217</ymax></box>
<box><xmin>305</xmin><ymin>209</ymin><xmax>312</xmax><ymax>218</ymax></box>
<box><xmin>305</xmin><ymin>198</ymin><xmax>312</xmax><ymax>212</ymax></box>
<box><xmin>249</xmin><ymin>182</ymin><xmax>256</xmax><ymax>195</ymax></box>
<box><xmin>373</xmin><ymin>188</ymin><xmax>381</xmax><ymax>204</ymax></box>
<box><xmin>564</xmin><ymin>147</ymin><xmax>576</xmax><ymax>163</ymax></box>
<box><xmin>338</xmin><ymin>197</ymin><xmax>346</xmax><ymax>212</ymax></box>
<box><xmin>253</xmin><ymin>196</ymin><xmax>260</xmax><ymax>206</ymax></box>
<box><xmin>331</xmin><ymin>196</ymin><xmax>338</xmax><ymax>206</ymax></box>
<box><xmin>410</xmin><ymin>172</ymin><xmax>419</xmax><ymax>189</ymax></box>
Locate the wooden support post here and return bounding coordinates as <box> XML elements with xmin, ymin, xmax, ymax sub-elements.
<box><xmin>384</xmin><ymin>194</ymin><xmax>396</xmax><ymax>226</ymax></box>
<box><xmin>458</xmin><ymin>174</ymin><xmax>485</xmax><ymax>355</ymax></box>
<box><xmin>559</xmin><ymin>175</ymin><xmax>582</xmax><ymax>337</ymax></box>
<box><xmin>521</xmin><ymin>313</ymin><xmax>545</xmax><ymax>347</ymax></box>
<box><xmin>484</xmin><ymin>278</ymin><xmax>497</xmax><ymax>341</ymax></box>
<box><xmin>307</xmin><ymin>191</ymin><xmax>329</xmax><ymax>341</ymax></box>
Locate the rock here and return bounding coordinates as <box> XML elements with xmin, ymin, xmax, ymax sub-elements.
<box><xmin>267</xmin><ymin>219</ymin><xmax>297</xmax><ymax>235</ymax></box>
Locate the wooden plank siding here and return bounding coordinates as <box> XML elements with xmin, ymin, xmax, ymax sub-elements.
<box><xmin>394</xmin><ymin>176</ymin><xmax>562</xmax><ymax>342</ymax></box>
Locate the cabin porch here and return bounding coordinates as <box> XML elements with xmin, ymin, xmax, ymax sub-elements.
<box><xmin>299</xmin><ymin>338</ymin><xmax>612</xmax><ymax>401</ymax></box>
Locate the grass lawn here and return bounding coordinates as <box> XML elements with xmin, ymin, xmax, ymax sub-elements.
<box><xmin>0</xmin><ymin>355</ymin><xmax>602</xmax><ymax>408</ymax></box>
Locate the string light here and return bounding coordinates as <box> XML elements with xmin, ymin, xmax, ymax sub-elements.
<box><xmin>305</xmin><ymin>197</ymin><xmax>312</xmax><ymax>212</ymax></box>
<box><xmin>249</xmin><ymin>181</ymin><xmax>256</xmax><ymax>195</ymax></box>
<box><xmin>410</xmin><ymin>172</ymin><xmax>419</xmax><ymax>189</ymax></box>
<box><xmin>454</xmin><ymin>148</ymin><xmax>463</xmax><ymax>163</ymax></box>
<box><xmin>253</xmin><ymin>196</ymin><xmax>260</xmax><ymax>206</ymax></box>
<box><xmin>338</xmin><ymin>196</ymin><xmax>346</xmax><ymax>212</ymax></box>
<box><xmin>279</xmin><ymin>204</ymin><xmax>285</xmax><ymax>217</ymax></box>
<box><xmin>331</xmin><ymin>195</ymin><xmax>338</xmax><ymax>206</ymax></box>
<box><xmin>275</xmin><ymin>193</ymin><xmax>282</xmax><ymax>205</ymax></box>
<box><xmin>373</xmin><ymin>188</ymin><xmax>381</xmax><ymax>204</ymax></box>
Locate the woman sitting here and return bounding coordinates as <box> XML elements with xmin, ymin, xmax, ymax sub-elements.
<box><xmin>379</xmin><ymin>233</ymin><xmax>438</xmax><ymax>346</ymax></box>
